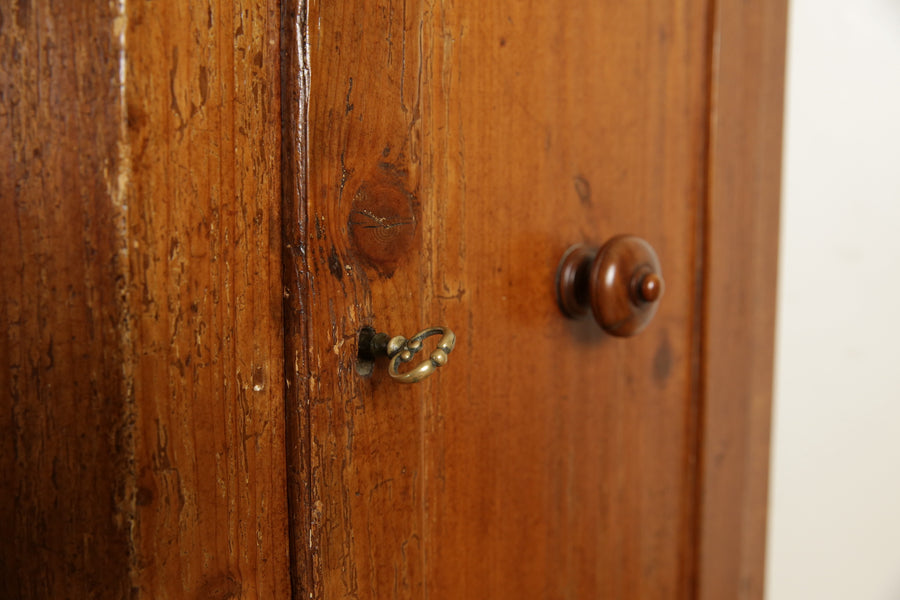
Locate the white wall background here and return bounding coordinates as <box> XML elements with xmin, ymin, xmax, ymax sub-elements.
<box><xmin>766</xmin><ymin>0</ymin><xmax>900</xmax><ymax>598</ymax></box>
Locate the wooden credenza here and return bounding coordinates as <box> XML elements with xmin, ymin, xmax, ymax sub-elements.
<box><xmin>1</xmin><ymin>1</ymin><xmax>785</xmax><ymax>598</ymax></box>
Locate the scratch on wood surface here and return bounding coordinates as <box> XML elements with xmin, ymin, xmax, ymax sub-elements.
<box><xmin>350</xmin><ymin>209</ymin><xmax>415</xmax><ymax>230</ymax></box>
<box><xmin>345</xmin><ymin>77</ymin><xmax>354</xmax><ymax>114</ymax></box>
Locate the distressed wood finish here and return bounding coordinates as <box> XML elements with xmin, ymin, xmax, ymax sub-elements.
<box><xmin>301</xmin><ymin>2</ymin><xmax>430</xmax><ymax>597</ymax></box>
<box><xmin>295</xmin><ymin>1</ymin><xmax>721</xmax><ymax>598</ymax></box>
<box><xmin>1</xmin><ymin>0</ymin><xmax>290</xmax><ymax>597</ymax></box>
<box><xmin>125</xmin><ymin>1</ymin><xmax>289</xmax><ymax>596</ymax></box>
<box><xmin>3</xmin><ymin>0</ymin><xmax>785</xmax><ymax>596</ymax></box>
<box><xmin>1</xmin><ymin>3</ymin><xmax>133</xmax><ymax>597</ymax></box>
<box><xmin>280</xmin><ymin>0</ymin><xmax>315</xmax><ymax>596</ymax></box>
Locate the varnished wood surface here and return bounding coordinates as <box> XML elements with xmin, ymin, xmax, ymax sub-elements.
<box><xmin>125</xmin><ymin>1</ymin><xmax>289</xmax><ymax>596</ymax></box>
<box><xmin>1</xmin><ymin>3</ymin><xmax>133</xmax><ymax>597</ymax></box>
<box><xmin>2</xmin><ymin>1</ymin><xmax>291</xmax><ymax>596</ymax></box>
<box><xmin>294</xmin><ymin>1</ymin><xmax>720</xmax><ymax>597</ymax></box>
<box><xmin>556</xmin><ymin>235</ymin><xmax>665</xmax><ymax>336</ymax></box>
<box><xmin>280</xmin><ymin>0</ymin><xmax>315</xmax><ymax>595</ymax></box>
<box><xmin>3</xmin><ymin>0</ymin><xmax>784</xmax><ymax>596</ymax></box>
<box><xmin>697</xmin><ymin>1</ymin><xmax>787</xmax><ymax>598</ymax></box>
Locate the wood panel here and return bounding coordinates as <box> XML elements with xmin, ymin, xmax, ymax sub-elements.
<box><xmin>1</xmin><ymin>3</ymin><xmax>133</xmax><ymax>597</ymax></box>
<box><xmin>125</xmin><ymin>1</ymin><xmax>289</xmax><ymax>596</ymax></box>
<box><xmin>302</xmin><ymin>2</ymin><xmax>428</xmax><ymax>597</ymax></box>
<box><xmin>420</xmin><ymin>4</ymin><xmax>710</xmax><ymax>596</ymax></box>
<box><xmin>294</xmin><ymin>0</ymin><xmax>718</xmax><ymax>597</ymax></box>
<box><xmin>697</xmin><ymin>0</ymin><xmax>787</xmax><ymax>598</ymax></box>
<box><xmin>1</xmin><ymin>0</ymin><xmax>291</xmax><ymax>596</ymax></box>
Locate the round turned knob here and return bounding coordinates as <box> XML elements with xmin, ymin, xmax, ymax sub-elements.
<box><xmin>556</xmin><ymin>235</ymin><xmax>664</xmax><ymax>337</ymax></box>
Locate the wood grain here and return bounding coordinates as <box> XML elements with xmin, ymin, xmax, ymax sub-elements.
<box><xmin>697</xmin><ymin>1</ymin><xmax>787</xmax><ymax>598</ymax></box>
<box><xmin>1</xmin><ymin>3</ymin><xmax>133</xmax><ymax>597</ymax></box>
<box><xmin>280</xmin><ymin>0</ymin><xmax>314</xmax><ymax>596</ymax></box>
<box><xmin>2</xmin><ymin>0</ymin><xmax>291</xmax><ymax>596</ymax></box>
<box><xmin>302</xmin><ymin>2</ymin><xmax>428</xmax><ymax>597</ymax></box>
<box><xmin>295</xmin><ymin>1</ymin><xmax>718</xmax><ymax>597</ymax></box>
<box><xmin>2</xmin><ymin>0</ymin><xmax>784</xmax><ymax>595</ymax></box>
<box><xmin>125</xmin><ymin>1</ymin><xmax>289</xmax><ymax>596</ymax></box>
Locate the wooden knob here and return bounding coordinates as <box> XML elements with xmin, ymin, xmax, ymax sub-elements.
<box><xmin>556</xmin><ymin>235</ymin><xmax>664</xmax><ymax>337</ymax></box>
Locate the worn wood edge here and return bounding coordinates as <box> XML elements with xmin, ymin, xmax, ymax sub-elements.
<box><xmin>280</xmin><ymin>0</ymin><xmax>315</xmax><ymax>596</ymax></box>
<box><xmin>115</xmin><ymin>4</ymin><xmax>141</xmax><ymax>593</ymax></box>
<box><xmin>696</xmin><ymin>0</ymin><xmax>787</xmax><ymax>598</ymax></box>
<box><xmin>0</xmin><ymin>3</ymin><xmax>138</xmax><ymax>597</ymax></box>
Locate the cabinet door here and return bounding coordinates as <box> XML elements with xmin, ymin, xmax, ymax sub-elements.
<box><xmin>282</xmin><ymin>1</ymin><xmax>785</xmax><ymax>598</ymax></box>
<box><xmin>1</xmin><ymin>0</ymin><xmax>782</xmax><ymax>597</ymax></box>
